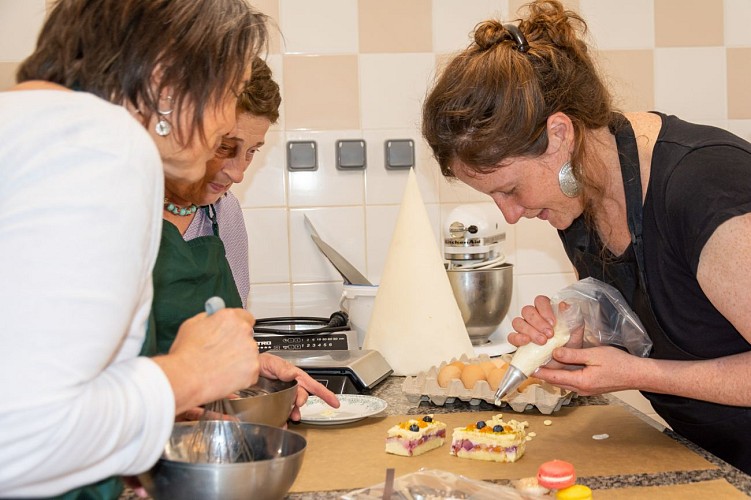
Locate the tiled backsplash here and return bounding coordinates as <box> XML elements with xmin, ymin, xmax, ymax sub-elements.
<box><xmin>2</xmin><ymin>0</ymin><xmax>750</xmax><ymax>322</ymax></box>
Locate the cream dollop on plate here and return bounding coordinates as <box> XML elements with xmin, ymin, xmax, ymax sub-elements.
<box><xmin>300</xmin><ymin>394</ymin><xmax>388</xmax><ymax>425</ymax></box>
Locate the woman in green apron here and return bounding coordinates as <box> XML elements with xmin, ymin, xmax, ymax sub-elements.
<box><xmin>421</xmin><ymin>1</ymin><xmax>751</xmax><ymax>474</ymax></box>
<box><xmin>148</xmin><ymin>56</ymin><xmax>338</xmax><ymax>420</ymax></box>
<box><xmin>150</xmin><ymin>204</ymin><xmax>244</xmax><ymax>355</ymax></box>
<box><xmin>148</xmin><ymin>57</ymin><xmax>281</xmax><ymax>355</ymax></box>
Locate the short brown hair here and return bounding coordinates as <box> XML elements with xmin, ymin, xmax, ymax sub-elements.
<box><xmin>422</xmin><ymin>0</ymin><xmax>612</xmax><ymax>190</ymax></box>
<box><xmin>18</xmin><ymin>0</ymin><xmax>269</xmax><ymax>146</ymax></box>
<box><xmin>238</xmin><ymin>57</ymin><xmax>282</xmax><ymax>124</ymax></box>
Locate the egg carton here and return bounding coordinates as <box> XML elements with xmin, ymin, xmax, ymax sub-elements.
<box><xmin>402</xmin><ymin>353</ymin><xmax>574</xmax><ymax>415</ymax></box>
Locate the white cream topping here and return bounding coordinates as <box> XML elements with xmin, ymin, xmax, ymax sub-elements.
<box><xmin>509</xmin><ymin>315</ymin><xmax>572</xmax><ymax>376</ymax></box>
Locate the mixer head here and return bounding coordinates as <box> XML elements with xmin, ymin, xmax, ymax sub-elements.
<box><xmin>444</xmin><ymin>204</ymin><xmax>506</xmax><ymax>268</ymax></box>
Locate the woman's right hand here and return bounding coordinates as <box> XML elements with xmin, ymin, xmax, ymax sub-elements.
<box><xmin>508</xmin><ymin>295</ymin><xmax>557</xmax><ymax>348</ymax></box>
<box><xmin>507</xmin><ymin>296</ymin><xmax>585</xmax><ymax>371</ymax></box>
<box><xmin>153</xmin><ymin>308</ymin><xmax>258</xmax><ymax>415</ymax></box>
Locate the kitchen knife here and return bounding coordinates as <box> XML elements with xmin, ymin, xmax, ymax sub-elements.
<box><xmin>304</xmin><ymin>215</ymin><xmax>373</xmax><ymax>286</ymax></box>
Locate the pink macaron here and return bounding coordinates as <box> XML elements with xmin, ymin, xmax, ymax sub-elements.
<box><xmin>537</xmin><ymin>459</ymin><xmax>576</xmax><ymax>490</ymax></box>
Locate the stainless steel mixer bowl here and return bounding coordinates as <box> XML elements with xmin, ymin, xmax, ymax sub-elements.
<box><xmin>228</xmin><ymin>376</ymin><xmax>298</xmax><ymax>427</ymax></box>
<box><xmin>447</xmin><ymin>263</ymin><xmax>513</xmax><ymax>345</ymax></box>
<box><xmin>138</xmin><ymin>422</ymin><xmax>306</xmax><ymax>500</ymax></box>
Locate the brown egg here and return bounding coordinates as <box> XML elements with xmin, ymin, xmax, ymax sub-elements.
<box><xmin>487</xmin><ymin>365</ymin><xmax>510</xmax><ymax>391</ymax></box>
<box><xmin>460</xmin><ymin>364</ymin><xmax>486</xmax><ymax>389</ymax></box>
<box><xmin>518</xmin><ymin>376</ymin><xmax>542</xmax><ymax>392</ymax></box>
<box><xmin>479</xmin><ymin>360</ymin><xmax>497</xmax><ymax>378</ymax></box>
<box><xmin>448</xmin><ymin>360</ymin><xmax>466</xmax><ymax>371</ymax></box>
<box><xmin>437</xmin><ymin>365</ymin><xmax>463</xmax><ymax>388</ymax></box>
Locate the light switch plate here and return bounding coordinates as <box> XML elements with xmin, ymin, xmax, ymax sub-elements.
<box><xmin>287</xmin><ymin>141</ymin><xmax>317</xmax><ymax>171</ymax></box>
<box><xmin>336</xmin><ymin>139</ymin><xmax>366</xmax><ymax>170</ymax></box>
<box><xmin>385</xmin><ymin>139</ymin><xmax>414</xmax><ymax>169</ymax></box>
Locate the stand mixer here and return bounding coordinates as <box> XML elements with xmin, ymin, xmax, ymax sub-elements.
<box><xmin>444</xmin><ymin>205</ymin><xmax>513</xmax><ymax>346</ymax></box>
<box><xmin>444</xmin><ymin>204</ymin><xmax>507</xmax><ymax>270</ymax></box>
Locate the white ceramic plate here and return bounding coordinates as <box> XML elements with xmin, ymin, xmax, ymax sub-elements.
<box><xmin>300</xmin><ymin>394</ymin><xmax>387</xmax><ymax>425</ymax></box>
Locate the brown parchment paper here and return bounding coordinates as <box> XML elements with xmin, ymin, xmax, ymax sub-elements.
<box><xmin>594</xmin><ymin>479</ymin><xmax>748</xmax><ymax>499</ymax></box>
<box><xmin>289</xmin><ymin>405</ymin><xmax>717</xmax><ymax>493</ymax></box>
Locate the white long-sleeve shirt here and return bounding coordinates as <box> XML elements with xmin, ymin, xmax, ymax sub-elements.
<box><xmin>0</xmin><ymin>90</ymin><xmax>174</xmax><ymax>496</ymax></box>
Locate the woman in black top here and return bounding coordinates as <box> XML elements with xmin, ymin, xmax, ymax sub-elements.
<box><xmin>422</xmin><ymin>0</ymin><xmax>751</xmax><ymax>473</ymax></box>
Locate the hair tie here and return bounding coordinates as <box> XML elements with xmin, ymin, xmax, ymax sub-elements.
<box><xmin>503</xmin><ymin>24</ymin><xmax>529</xmax><ymax>53</ymax></box>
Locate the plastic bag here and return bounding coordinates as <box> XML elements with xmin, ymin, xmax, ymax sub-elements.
<box><xmin>341</xmin><ymin>468</ymin><xmax>526</xmax><ymax>499</ymax></box>
<box><xmin>553</xmin><ymin>277</ymin><xmax>652</xmax><ymax>358</ymax></box>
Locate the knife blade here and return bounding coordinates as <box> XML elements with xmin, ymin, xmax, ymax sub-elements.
<box><xmin>304</xmin><ymin>215</ymin><xmax>373</xmax><ymax>286</ymax></box>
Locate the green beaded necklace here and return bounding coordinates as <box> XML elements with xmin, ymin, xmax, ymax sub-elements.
<box><xmin>164</xmin><ymin>198</ymin><xmax>198</xmax><ymax>216</ymax></box>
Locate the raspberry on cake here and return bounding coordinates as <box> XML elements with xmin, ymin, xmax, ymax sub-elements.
<box><xmin>450</xmin><ymin>414</ymin><xmax>528</xmax><ymax>462</ymax></box>
<box><xmin>385</xmin><ymin>415</ymin><xmax>447</xmax><ymax>456</ymax></box>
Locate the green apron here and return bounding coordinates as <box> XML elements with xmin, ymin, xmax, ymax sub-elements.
<box><xmin>46</xmin><ymin>476</ymin><xmax>123</xmax><ymax>500</ymax></box>
<box><xmin>151</xmin><ymin>204</ymin><xmax>243</xmax><ymax>354</ymax></box>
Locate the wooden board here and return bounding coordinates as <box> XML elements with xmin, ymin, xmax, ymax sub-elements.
<box><xmin>289</xmin><ymin>405</ymin><xmax>717</xmax><ymax>493</ymax></box>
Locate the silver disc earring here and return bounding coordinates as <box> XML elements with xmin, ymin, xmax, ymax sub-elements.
<box><xmin>155</xmin><ymin>95</ymin><xmax>173</xmax><ymax>137</ymax></box>
<box><xmin>558</xmin><ymin>161</ymin><xmax>581</xmax><ymax>198</ymax></box>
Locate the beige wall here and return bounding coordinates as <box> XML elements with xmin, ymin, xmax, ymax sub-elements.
<box><xmin>1</xmin><ymin>0</ymin><xmax>750</xmax><ymax>320</ymax></box>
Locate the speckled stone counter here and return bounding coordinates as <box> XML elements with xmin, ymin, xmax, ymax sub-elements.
<box><xmin>121</xmin><ymin>376</ymin><xmax>751</xmax><ymax>499</ymax></box>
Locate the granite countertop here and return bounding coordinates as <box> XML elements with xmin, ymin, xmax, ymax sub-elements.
<box><xmin>122</xmin><ymin>376</ymin><xmax>751</xmax><ymax>499</ymax></box>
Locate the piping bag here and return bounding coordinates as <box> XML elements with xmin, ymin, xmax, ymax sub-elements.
<box><xmin>493</xmin><ymin>300</ymin><xmax>584</xmax><ymax>405</ymax></box>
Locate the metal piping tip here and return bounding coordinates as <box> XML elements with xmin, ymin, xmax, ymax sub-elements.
<box><xmin>493</xmin><ymin>365</ymin><xmax>527</xmax><ymax>406</ymax></box>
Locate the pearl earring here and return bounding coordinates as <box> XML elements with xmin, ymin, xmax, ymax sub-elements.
<box><xmin>558</xmin><ymin>161</ymin><xmax>581</xmax><ymax>198</ymax></box>
<box><xmin>155</xmin><ymin>95</ymin><xmax>173</xmax><ymax>137</ymax></box>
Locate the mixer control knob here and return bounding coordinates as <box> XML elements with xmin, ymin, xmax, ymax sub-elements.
<box><xmin>467</xmin><ymin>225</ymin><xmax>479</xmax><ymax>234</ymax></box>
<box><xmin>448</xmin><ymin>221</ymin><xmax>466</xmax><ymax>237</ymax></box>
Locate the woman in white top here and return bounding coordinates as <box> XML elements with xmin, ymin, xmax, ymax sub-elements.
<box><xmin>0</xmin><ymin>0</ymin><xmax>270</xmax><ymax>497</ymax></box>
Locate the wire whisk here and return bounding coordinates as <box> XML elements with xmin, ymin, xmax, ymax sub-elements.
<box><xmin>188</xmin><ymin>398</ymin><xmax>254</xmax><ymax>463</ymax></box>
<box><xmin>186</xmin><ymin>297</ymin><xmax>254</xmax><ymax>464</ymax></box>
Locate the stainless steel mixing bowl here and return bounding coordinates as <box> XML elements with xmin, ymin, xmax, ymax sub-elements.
<box><xmin>229</xmin><ymin>376</ymin><xmax>298</xmax><ymax>427</ymax></box>
<box><xmin>447</xmin><ymin>263</ymin><xmax>513</xmax><ymax>345</ymax></box>
<box><xmin>139</xmin><ymin>422</ymin><xmax>306</xmax><ymax>500</ymax></box>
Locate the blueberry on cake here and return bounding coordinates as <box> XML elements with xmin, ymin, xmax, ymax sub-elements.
<box><xmin>385</xmin><ymin>415</ymin><xmax>447</xmax><ymax>456</ymax></box>
<box><xmin>450</xmin><ymin>414</ymin><xmax>528</xmax><ymax>462</ymax></box>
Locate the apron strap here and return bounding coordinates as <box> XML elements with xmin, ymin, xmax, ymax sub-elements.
<box><xmin>609</xmin><ymin>113</ymin><xmax>648</xmax><ymax>291</ymax></box>
<box><xmin>205</xmin><ymin>204</ymin><xmax>220</xmax><ymax>237</ymax></box>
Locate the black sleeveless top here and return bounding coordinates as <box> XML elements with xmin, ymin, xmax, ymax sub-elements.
<box><xmin>558</xmin><ymin>112</ymin><xmax>751</xmax><ymax>473</ymax></box>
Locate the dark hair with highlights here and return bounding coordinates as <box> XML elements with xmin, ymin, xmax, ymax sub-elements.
<box><xmin>18</xmin><ymin>0</ymin><xmax>269</xmax><ymax>147</ymax></box>
<box><xmin>238</xmin><ymin>57</ymin><xmax>281</xmax><ymax>124</ymax></box>
<box><xmin>422</xmin><ymin>0</ymin><xmax>613</xmax><ymax>205</ymax></box>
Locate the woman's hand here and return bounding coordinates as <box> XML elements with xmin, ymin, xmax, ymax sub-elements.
<box><xmin>508</xmin><ymin>296</ymin><xmax>585</xmax><ymax>370</ymax></box>
<box><xmin>258</xmin><ymin>352</ymin><xmax>340</xmax><ymax>422</ymax></box>
<box><xmin>153</xmin><ymin>308</ymin><xmax>259</xmax><ymax>415</ymax></box>
<box><xmin>122</xmin><ymin>476</ymin><xmax>148</xmax><ymax>498</ymax></box>
<box><xmin>175</xmin><ymin>407</ymin><xmax>205</xmax><ymax>422</ymax></box>
<box><xmin>535</xmin><ymin>345</ymin><xmax>639</xmax><ymax>395</ymax></box>
<box><xmin>508</xmin><ymin>295</ymin><xmax>557</xmax><ymax>347</ymax></box>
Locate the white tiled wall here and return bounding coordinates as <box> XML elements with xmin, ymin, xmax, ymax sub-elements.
<box><xmin>3</xmin><ymin>0</ymin><xmax>749</xmax><ymax>324</ymax></box>
<box><xmin>0</xmin><ymin>0</ymin><xmax>45</xmax><ymax>60</ymax></box>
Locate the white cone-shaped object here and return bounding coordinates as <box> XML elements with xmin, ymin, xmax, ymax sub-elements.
<box><xmin>363</xmin><ymin>169</ymin><xmax>474</xmax><ymax>375</ymax></box>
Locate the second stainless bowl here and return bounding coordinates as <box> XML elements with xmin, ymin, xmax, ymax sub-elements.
<box><xmin>229</xmin><ymin>376</ymin><xmax>298</xmax><ymax>427</ymax></box>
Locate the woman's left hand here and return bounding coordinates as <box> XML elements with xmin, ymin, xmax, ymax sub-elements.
<box><xmin>258</xmin><ymin>352</ymin><xmax>340</xmax><ymax>422</ymax></box>
<box><xmin>534</xmin><ymin>345</ymin><xmax>641</xmax><ymax>395</ymax></box>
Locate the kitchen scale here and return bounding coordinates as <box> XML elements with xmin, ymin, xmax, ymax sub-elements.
<box><xmin>253</xmin><ymin>313</ymin><xmax>359</xmax><ymax>353</ymax></box>
<box><xmin>274</xmin><ymin>349</ymin><xmax>393</xmax><ymax>395</ymax></box>
<box><xmin>253</xmin><ymin>313</ymin><xmax>393</xmax><ymax>394</ymax></box>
